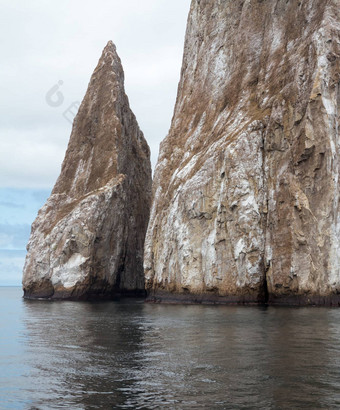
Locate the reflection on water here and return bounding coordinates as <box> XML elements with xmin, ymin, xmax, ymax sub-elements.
<box><xmin>1</xmin><ymin>288</ymin><xmax>340</xmax><ymax>409</ymax></box>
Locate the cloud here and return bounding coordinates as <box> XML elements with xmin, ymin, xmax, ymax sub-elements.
<box><xmin>0</xmin><ymin>188</ymin><xmax>50</xmax><ymax>225</ymax></box>
<box><xmin>0</xmin><ymin>201</ymin><xmax>24</xmax><ymax>209</ymax></box>
<box><xmin>0</xmin><ymin>0</ymin><xmax>191</xmax><ymax>188</ymax></box>
<box><xmin>0</xmin><ymin>188</ymin><xmax>50</xmax><ymax>284</ymax></box>
<box><xmin>32</xmin><ymin>190</ymin><xmax>52</xmax><ymax>203</ymax></box>
<box><xmin>0</xmin><ymin>249</ymin><xmax>26</xmax><ymax>286</ymax></box>
<box><xmin>0</xmin><ymin>127</ymin><xmax>68</xmax><ymax>188</ymax></box>
<box><xmin>0</xmin><ymin>224</ymin><xmax>31</xmax><ymax>250</ymax></box>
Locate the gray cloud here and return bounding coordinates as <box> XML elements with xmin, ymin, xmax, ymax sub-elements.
<box><xmin>0</xmin><ymin>0</ymin><xmax>191</xmax><ymax>188</ymax></box>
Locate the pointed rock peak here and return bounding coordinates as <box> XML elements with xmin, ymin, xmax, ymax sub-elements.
<box><xmin>93</xmin><ymin>40</ymin><xmax>123</xmax><ymax>81</ymax></box>
<box><xmin>101</xmin><ymin>40</ymin><xmax>119</xmax><ymax>61</ymax></box>
<box><xmin>53</xmin><ymin>41</ymin><xmax>135</xmax><ymax>197</ymax></box>
<box><xmin>22</xmin><ymin>41</ymin><xmax>152</xmax><ymax>300</ymax></box>
<box><xmin>105</xmin><ymin>40</ymin><xmax>116</xmax><ymax>50</ymax></box>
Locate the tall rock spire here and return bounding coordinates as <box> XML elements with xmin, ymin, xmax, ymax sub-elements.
<box><xmin>144</xmin><ymin>0</ymin><xmax>340</xmax><ymax>305</ymax></box>
<box><xmin>23</xmin><ymin>41</ymin><xmax>152</xmax><ymax>299</ymax></box>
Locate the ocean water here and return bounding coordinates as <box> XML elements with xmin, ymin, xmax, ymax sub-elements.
<box><xmin>1</xmin><ymin>287</ymin><xmax>340</xmax><ymax>409</ymax></box>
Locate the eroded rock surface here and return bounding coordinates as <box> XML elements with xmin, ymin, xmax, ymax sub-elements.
<box><xmin>145</xmin><ymin>0</ymin><xmax>340</xmax><ymax>305</ymax></box>
<box><xmin>23</xmin><ymin>41</ymin><xmax>152</xmax><ymax>299</ymax></box>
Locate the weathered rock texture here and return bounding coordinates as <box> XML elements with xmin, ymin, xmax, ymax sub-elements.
<box><xmin>23</xmin><ymin>41</ymin><xmax>152</xmax><ymax>299</ymax></box>
<box><xmin>145</xmin><ymin>0</ymin><xmax>340</xmax><ymax>305</ymax></box>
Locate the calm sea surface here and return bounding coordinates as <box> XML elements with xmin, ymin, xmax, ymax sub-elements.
<box><xmin>1</xmin><ymin>287</ymin><xmax>340</xmax><ymax>409</ymax></box>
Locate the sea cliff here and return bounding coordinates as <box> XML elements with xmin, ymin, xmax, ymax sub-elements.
<box><xmin>144</xmin><ymin>0</ymin><xmax>340</xmax><ymax>305</ymax></box>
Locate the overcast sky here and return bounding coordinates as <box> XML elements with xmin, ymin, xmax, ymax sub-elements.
<box><xmin>0</xmin><ymin>0</ymin><xmax>191</xmax><ymax>188</ymax></box>
<box><xmin>0</xmin><ymin>0</ymin><xmax>191</xmax><ymax>285</ymax></box>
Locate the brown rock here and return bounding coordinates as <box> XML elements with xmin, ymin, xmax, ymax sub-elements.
<box><xmin>23</xmin><ymin>41</ymin><xmax>152</xmax><ymax>300</ymax></box>
<box><xmin>144</xmin><ymin>0</ymin><xmax>340</xmax><ymax>305</ymax></box>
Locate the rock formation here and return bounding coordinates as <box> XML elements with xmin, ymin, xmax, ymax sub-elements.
<box><xmin>145</xmin><ymin>0</ymin><xmax>340</xmax><ymax>305</ymax></box>
<box><xmin>23</xmin><ymin>41</ymin><xmax>152</xmax><ymax>299</ymax></box>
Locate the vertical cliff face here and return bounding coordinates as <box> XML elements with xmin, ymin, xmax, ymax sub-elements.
<box><xmin>23</xmin><ymin>41</ymin><xmax>152</xmax><ymax>299</ymax></box>
<box><xmin>145</xmin><ymin>0</ymin><xmax>340</xmax><ymax>304</ymax></box>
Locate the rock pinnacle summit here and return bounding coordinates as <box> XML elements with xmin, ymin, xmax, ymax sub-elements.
<box><xmin>23</xmin><ymin>41</ymin><xmax>152</xmax><ymax>299</ymax></box>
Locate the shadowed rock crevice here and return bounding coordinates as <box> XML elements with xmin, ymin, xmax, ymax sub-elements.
<box><xmin>22</xmin><ymin>41</ymin><xmax>152</xmax><ymax>300</ymax></box>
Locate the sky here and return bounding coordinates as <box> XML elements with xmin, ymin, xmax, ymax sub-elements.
<box><xmin>0</xmin><ymin>0</ymin><xmax>191</xmax><ymax>285</ymax></box>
